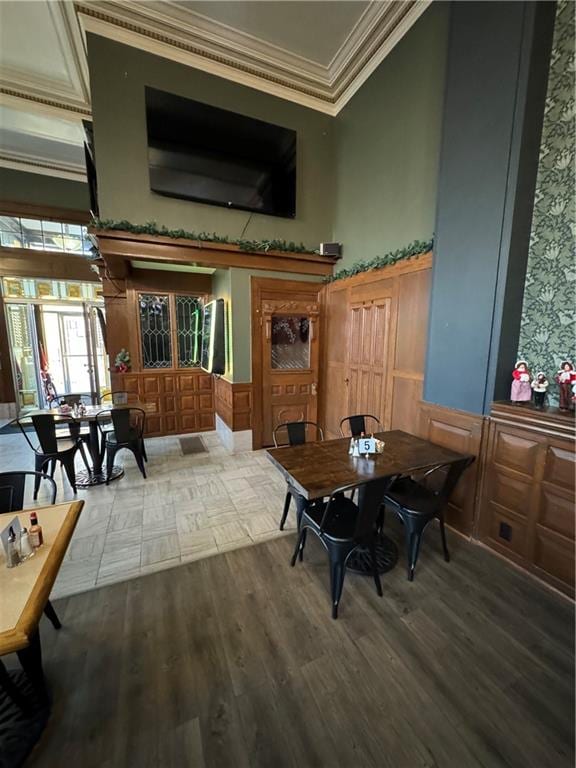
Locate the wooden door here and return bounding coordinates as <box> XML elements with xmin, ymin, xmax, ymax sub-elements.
<box><xmin>252</xmin><ymin>279</ymin><xmax>321</xmax><ymax>448</ymax></box>
<box><xmin>346</xmin><ymin>298</ymin><xmax>391</xmax><ymax>426</ymax></box>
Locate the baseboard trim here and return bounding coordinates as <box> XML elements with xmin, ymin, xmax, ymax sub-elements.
<box><xmin>215</xmin><ymin>415</ymin><xmax>252</xmax><ymax>453</ymax></box>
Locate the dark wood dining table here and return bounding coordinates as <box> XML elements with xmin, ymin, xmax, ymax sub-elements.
<box><xmin>267</xmin><ymin>429</ymin><xmax>470</xmax><ymax>574</ymax></box>
<box><xmin>23</xmin><ymin>403</ymin><xmax>153</xmax><ymax>488</ymax></box>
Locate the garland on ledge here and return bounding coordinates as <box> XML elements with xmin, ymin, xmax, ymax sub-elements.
<box><xmin>324</xmin><ymin>238</ymin><xmax>434</xmax><ymax>283</ymax></box>
<box><xmin>91</xmin><ymin>218</ymin><xmax>310</xmax><ymax>254</ymax></box>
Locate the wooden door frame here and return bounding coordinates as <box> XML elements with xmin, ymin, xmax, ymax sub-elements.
<box><xmin>251</xmin><ymin>276</ymin><xmax>323</xmax><ymax>450</ymax></box>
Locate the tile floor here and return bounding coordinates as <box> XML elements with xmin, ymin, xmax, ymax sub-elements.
<box><xmin>0</xmin><ymin>425</ymin><xmax>295</xmax><ymax>598</ymax></box>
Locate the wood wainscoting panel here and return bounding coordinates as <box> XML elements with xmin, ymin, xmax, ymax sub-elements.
<box><xmin>214</xmin><ymin>377</ymin><xmax>252</xmax><ymax>432</ymax></box>
<box><xmin>112</xmin><ymin>370</ymin><xmax>214</xmax><ymax>436</ymax></box>
<box><xmin>477</xmin><ymin>401</ymin><xmax>575</xmax><ymax>597</ymax></box>
<box><xmin>417</xmin><ymin>402</ymin><xmax>486</xmax><ymax>536</ymax></box>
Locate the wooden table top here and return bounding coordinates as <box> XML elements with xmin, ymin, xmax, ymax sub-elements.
<box><xmin>0</xmin><ymin>501</ymin><xmax>84</xmax><ymax>655</ymax></box>
<box><xmin>23</xmin><ymin>402</ymin><xmax>153</xmax><ymax>423</ymax></box>
<box><xmin>267</xmin><ymin>430</ymin><xmax>470</xmax><ymax>500</ymax></box>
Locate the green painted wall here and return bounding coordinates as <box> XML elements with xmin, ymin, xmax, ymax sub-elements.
<box><xmin>332</xmin><ymin>2</ymin><xmax>449</xmax><ymax>268</ymax></box>
<box><xmin>0</xmin><ymin>168</ymin><xmax>90</xmax><ymax>212</ymax></box>
<box><xmin>517</xmin><ymin>0</ymin><xmax>575</xmax><ymax>404</ymax></box>
<box><xmin>87</xmin><ymin>34</ymin><xmax>334</xmax><ymax>251</ymax></box>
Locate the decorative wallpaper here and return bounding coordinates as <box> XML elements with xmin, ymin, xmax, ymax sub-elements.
<box><xmin>517</xmin><ymin>0</ymin><xmax>575</xmax><ymax>405</ymax></box>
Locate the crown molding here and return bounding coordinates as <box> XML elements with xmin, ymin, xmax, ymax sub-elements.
<box><xmin>75</xmin><ymin>0</ymin><xmax>431</xmax><ymax>115</ymax></box>
<box><xmin>0</xmin><ymin>149</ymin><xmax>87</xmax><ymax>182</ymax></box>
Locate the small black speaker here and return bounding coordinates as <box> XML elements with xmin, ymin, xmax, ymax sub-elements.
<box><xmin>320</xmin><ymin>242</ymin><xmax>342</xmax><ymax>258</ymax></box>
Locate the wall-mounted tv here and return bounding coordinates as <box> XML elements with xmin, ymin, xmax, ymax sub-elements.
<box><xmin>145</xmin><ymin>87</ymin><xmax>297</xmax><ymax>219</ymax></box>
<box><xmin>201</xmin><ymin>299</ymin><xmax>226</xmax><ymax>375</ymax></box>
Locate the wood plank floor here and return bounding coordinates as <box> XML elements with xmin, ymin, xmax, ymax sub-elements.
<box><xmin>20</xmin><ymin>521</ymin><xmax>575</xmax><ymax>768</ymax></box>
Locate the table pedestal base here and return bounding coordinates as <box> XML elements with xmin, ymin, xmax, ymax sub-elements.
<box><xmin>75</xmin><ymin>465</ymin><xmax>123</xmax><ymax>488</ymax></box>
<box><xmin>347</xmin><ymin>533</ymin><xmax>398</xmax><ymax>575</ymax></box>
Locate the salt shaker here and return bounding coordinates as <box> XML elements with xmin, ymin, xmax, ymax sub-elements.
<box><xmin>6</xmin><ymin>527</ymin><xmax>21</xmax><ymax>568</ymax></box>
<box><xmin>19</xmin><ymin>528</ymin><xmax>34</xmax><ymax>560</ymax></box>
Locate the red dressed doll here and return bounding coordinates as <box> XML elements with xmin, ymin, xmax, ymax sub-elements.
<box><xmin>555</xmin><ymin>361</ymin><xmax>576</xmax><ymax>410</ymax></box>
<box><xmin>510</xmin><ymin>361</ymin><xmax>532</xmax><ymax>403</ymax></box>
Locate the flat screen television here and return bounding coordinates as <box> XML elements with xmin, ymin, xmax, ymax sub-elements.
<box><xmin>201</xmin><ymin>299</ymin><xmax>226</xmax><ymax>375</ymax></box>
<box><xmin>145</xmin><ymin>87</ymin><xmax>297</xmax><ymax>218</ymax></box>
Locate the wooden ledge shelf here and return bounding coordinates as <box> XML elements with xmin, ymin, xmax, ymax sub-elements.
<box><xmin>91</xmin><ymin>228</ymin><xmax>339</xmax><ymax>277</ymax></box>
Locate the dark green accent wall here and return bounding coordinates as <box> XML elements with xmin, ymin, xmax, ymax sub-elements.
<box><xmin>0</xmin><ymin>168</ymin><xmax>90</xmax><ymax>212</ymax></box>
<box><xmin>87</xmin><ymin>34</ymin><xmax>334</xmax><ymax>251</ymax></box>
<box><xmin>332</xmin><ymin>3</ymin><xmax>449</xmax><ymax>268</ymax></box>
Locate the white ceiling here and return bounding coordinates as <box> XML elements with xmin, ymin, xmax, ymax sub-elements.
<box><xmin>0</xmin><ymin>0</ymin><xmax>430</xmax><ymax>184</ymax></box>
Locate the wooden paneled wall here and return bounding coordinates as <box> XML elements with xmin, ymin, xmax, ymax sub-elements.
<box><xmin>477</xmin><ymin>402</ymin><xmax>575</xmax><ymax>597</ymax></box>
<box><xmin>320</xmin><ymin>252</ymin><xmax>432</xmax><ymax>440</ymax></box>
<box><xmin>417</xmin><ymin>402</ymin><xmax>486</xmax><ymax>535</ymax></box>
<box><xmin>112</xmin><ymin>371</ymin><xmax>214</xmax><ymax>437</ymax></box>
<box><xmin>214</xmin><ymin>377</ymin><xmax>252</xmax><ymax>432</ymax></box>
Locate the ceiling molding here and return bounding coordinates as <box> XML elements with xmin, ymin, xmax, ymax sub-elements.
<box><xmin>75</xmin><ymin>0</ymin><xmax>431</xmax><ymax>115</ymax></box>
<box><xmin>0</xmin><ymin>150</ymin><xmax>87</xmax><ymax>182</ymax></box>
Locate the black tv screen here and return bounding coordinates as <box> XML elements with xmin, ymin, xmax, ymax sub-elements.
<box><xmin>145</xmin><ymin>88</ymin><xmax>297</xmax><ymax>218</ymax></box>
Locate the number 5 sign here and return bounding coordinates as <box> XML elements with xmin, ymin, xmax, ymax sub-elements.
<box><xmin>359</xmin><ymin>437</ymin><xmax>377</xmax><ymax>454</ymax></box>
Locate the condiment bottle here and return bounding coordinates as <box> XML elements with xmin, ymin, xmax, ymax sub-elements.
<box><xmin>6</xmin><ymin>527</ymin><xmax>21</xmax><ymax>568</ymax></box>
<box><xmin>29</xmin><ymin>511</ymin><xmax>44</xmax><ymax>548</ymax></box>
<box><xmin>19</xmin><ymin>528</ymin><xmax>34</xmax><ymax>559</ymax></box>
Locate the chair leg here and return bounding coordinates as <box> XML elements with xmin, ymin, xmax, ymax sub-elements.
<box><xmin>369</xmin><ymin>539</ymin><xmax>383</xmax><ymax>597</ymax></box>
<box><xmin>141</xmin><ymin>439</ymin><xmax>148</xmax><ymax>463</ymax></box>
<box><xmin>61</xmin><ymin>455</ymin><xmax>77</xmax><ymax>494</ymax></box>
<box><xmin>106</xmin><ymin>446</ymin><xmax>118</xmax><ymax>485</ymax></box>
<box><xmin>439</xmin><ymin>516</ymin><xmax>450</xmax><ymax>563</ymax></box>
<box><xmin>33</xmin><ymin>456</ymin><xmax>44</xmax><ymax>499</ymax></box>
<box><xmin>43</xmin><ymin>600</ymin><xmax>62</xmax><ymax>630</ymax></box>
<box><xmin>49</xmin><ymin>459</ymin><xmax>57</xmax><ymax>479</ymax></box>
<box><xmin>279</xmin><ymin>490</ymin><xmax>291</xmax><ymax>530</ymax></box>
<box><xmin>329</xmin><ymin>557</ymin><xmax>346</xmax><ymax>620</ymax></box>
<box><xmin>78</xmin><ymin>441</ymin><xmax>92</xmax><ymax>474</ymax></box>
<box><xmin>0</xmin><ymin>659</ymin><xmax>30</xmax><ymax>712</ymax></box>
<box><xmin>132</xmin><ymin>446</ymin><xmax>147</xmax><ymax>480</ymax></box>
<box><xmin>298</xmin><ymin>528</ymin><xmax>307</xmax><ymax>561</ymax></box>
<box><xmin>290</xmin><ymin>528</ymin><xmax>307</xmax><ymax>567</ymax></box>
<box><xmin>405</xmin><ymin>526</ymin><xmax>423</xmax><ymax>582</ymax></box>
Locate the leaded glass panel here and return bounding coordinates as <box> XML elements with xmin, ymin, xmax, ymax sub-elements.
<box><xmin>176</xmin><ymin>296</ymin><xmax>202</xmax><ymax>368</ymax></box>
<box><xmin>139</xmin><ymin>294</ymin><xmax>172</xmax><ymax>368</ymax></box>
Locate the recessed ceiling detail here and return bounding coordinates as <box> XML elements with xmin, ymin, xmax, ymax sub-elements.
<box><xmin>0</xmin><ymin>0</ymin><xmax>430</xmax><ymax>181</ymax></box>
<box><xmin>75</xmin><ymin>0</ymin><xmax>430</xmax><ymax>115</ymax></box>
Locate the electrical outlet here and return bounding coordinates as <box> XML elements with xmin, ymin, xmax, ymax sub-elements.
<box><xmin>499</xmin><ymin>522</ymin><xmax>512</xmax><ymax>541</ymax></box>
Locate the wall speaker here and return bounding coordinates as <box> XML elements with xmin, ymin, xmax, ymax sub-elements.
<box><xmin>320</xmin><ymin>242</ymin><xmax>342</xmax><ymax>258</ymax></box>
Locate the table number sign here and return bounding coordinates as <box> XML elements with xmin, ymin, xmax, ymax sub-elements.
<box><xmin>349</xmin><ymin>437</ymin><xmax>384</xmax><ymax>457</ymax></box>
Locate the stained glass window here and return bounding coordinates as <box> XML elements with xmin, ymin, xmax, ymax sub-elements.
<box><xmin>271</xmin><ymin>315</ymin><xmax>310</xmax><ymax>369</ymax></box>
<box><xmin>139</xmin><ymin>294</ymin><xmax>172</xmax><ymax>368</ymax></box>
<box><xmin>176</xmin><ymin>296</ymin><xmax>202</xmax><ymax>368</ymax></box>
<box><xmin>0</xmin><ymin>216</ymin><xmax>92</xmax><ymax>255</ymax></box>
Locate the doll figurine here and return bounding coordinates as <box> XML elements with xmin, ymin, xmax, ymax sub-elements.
<box><xmin>555</xmin><ymin>361</ymin><xmax>576</xmax><ymax>410</ymax></box>
<box><xmin>531</xmin><ymin>372</ymin><xmax>549</xmax><ymax>408</ymax></box>
<box><xmin>511</xmin><ymin>360</ymin><xmax>532</xmax><ymax>403</ymax></box>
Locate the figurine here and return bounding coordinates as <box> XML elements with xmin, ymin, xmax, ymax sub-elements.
<box><xmin>511</xmin><ymin>360</ymin><xmax>532</xmax><ymax>403</ymax></box>
<box><xmin>555</xmin><ymin>360</ymin><xmax>576</xmax><ymax>410</ymax></box>
<box><xmin>531</xmin><ymin>372</ymin><xmax>549</xmax><ymax>408</ymax></box>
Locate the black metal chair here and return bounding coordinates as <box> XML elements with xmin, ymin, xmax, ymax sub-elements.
<box><xmin>382</xmin><ymin>457</ymin><xmax>475</xmax><ymax>581</ymax></box>
<box><xmin>0</xmin><ymin>471</ymin><xmax>62</xmax><ymax>631</ymax></box>
<box><xmin>99</xmin><ymin>390</ymin><xmax>129</xmax><ymax>405</ymax></box>
<box><xmin>273</xmin><ymin>421</ymin><xmax>324</xmax><ymax>531</ymax></box>
<box><xmin>16</xmin><ymin>414</ymin><xmax>90</xmax><ymax>496</ymax></box>
<box><xmin>339</xmin><ymin>414</ymin><xmax>383</xmax><ymax>437</ymax></box>
<box><xmin>96</xmin><ymin>408</ymin><xmax>147</xmax><ymax>483</ymax></box>
<box><xmin>291</xmin><ymin>477</ymin><xmax>392</xmax><ymax>619</ymax></box>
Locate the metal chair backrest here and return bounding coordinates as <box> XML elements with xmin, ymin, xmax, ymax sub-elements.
<box><xmin>17</xmin><ymin>414</ymin><xmax>77</xmax><ymax>455</ymax></box>
<box><xmin>320</xmin><ymin>477</ymin><xmax>392</xmax><ymax>540</ymax></box>
<box><xmin>0</xmin><ymin>471</ymin><xmax>57</xmax><ymax>513</ymax></box>
<box><xmin>273</xmin><ymin>420</ymin><xmax>324</xmax><ymax>448</ymax></box>
<box><xmin>96</xmin><ymin>407</ymin><xmax>145</xmax><ymax>444</ymax></box>
<box><xmin>61</xmin><ymin>392</ymin><xmax>95</xmax><ymax>407</ymax></box>
<box><xmin>339</xmin><ymin>414</ymin><xmax>382</xmax><ymax>438</ymax></box>
<box><xmin>100</xmin><ymin>390</ymin><xmax>129</xmax><ymax>405</ymax></box>
<box><xmin>433</xmin><ymin>457</ymin><xmax>475</xmax><ymax>508</ymax></box>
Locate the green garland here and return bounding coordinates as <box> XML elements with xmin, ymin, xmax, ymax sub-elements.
<box><xmin>91</xmin><ymin>218</ymin><xmax>310</xmax><ymax>254</ymax></box>
<box><xmin>324</xmin><ymin>238</ymin><xmax>433</xmax><ymax>283</ymax></box>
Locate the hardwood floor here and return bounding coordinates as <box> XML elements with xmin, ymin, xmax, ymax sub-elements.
<box><xmin>21</xmin><ymin>521</ymin><xmax>575</xmax><ymax>768</ymax></box>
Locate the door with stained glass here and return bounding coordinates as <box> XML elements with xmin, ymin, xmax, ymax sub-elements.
<box><xmin>5</xmin><ymin>303</ymin><xmax>42</xmax><ymax>411</ymax></box>
<box><xmin>257</xmin><ymin>283</ymin><xmax>321</xmax><ymax>447</ymax></box>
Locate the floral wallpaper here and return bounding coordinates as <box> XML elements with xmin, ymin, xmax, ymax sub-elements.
<box><xmin>517</xmin><ymin>0</ymin><xmax>575</xmax><ymax>405</ymax></box>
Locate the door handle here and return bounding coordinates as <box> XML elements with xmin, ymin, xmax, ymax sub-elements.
<box><xmin>344</xmin><ymin>378</ymin><xmax>349</xmax><ymax>385</ymax></box>
<box><xmin>311</xmin><ymin>382</ymin><xmax>317</xmax><ymax>396</ymax></box>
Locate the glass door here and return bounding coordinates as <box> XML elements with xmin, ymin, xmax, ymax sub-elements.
<box><xmin>41</xmin><ymin>306</ymin><xmax>96</xmax><ymax>399</ymax></box>
<box><xmin>5</xmin><ymin>303</ymin><xmax>42</xmax><ymax>411</ymax></box>
<box><xmin>86</xmin><ymin>303</ymin><xmax>110</xmax><ymax>400</ymax></box>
